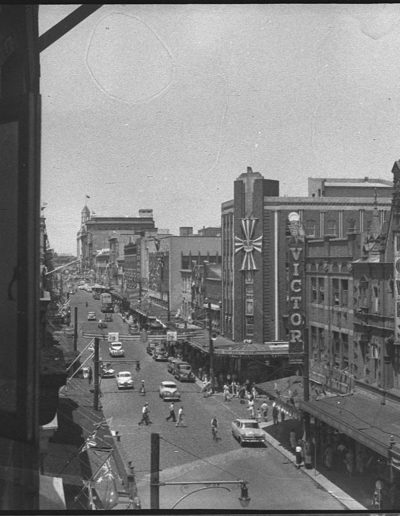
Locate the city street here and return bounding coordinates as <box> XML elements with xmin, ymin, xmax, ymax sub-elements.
<box><xmin>70</xmin><ymin>290</ymin><xmax>345</xmax><ymax>511</ymax></box>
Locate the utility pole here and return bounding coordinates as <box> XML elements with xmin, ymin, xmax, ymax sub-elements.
<box><xmin>150</xmin><ymin>433</ymin><xmax>160</xmax><ymax>510</ymax></box>
<box><xmin>303</xmin><ymin>326</ymin><xmax>310</xmax><ymax>440</ymax></box>
<box><xmin>73</xmin><ymin>306</ymin><xmax>78</xmax><ymax>352</ymax></box>
<box><xmin>207</xmin><ymin>301</ymin><xmax>215</xmax><ymax>393</ymax></box>
<box><xmin>93</xmin><ymin>337</ymin><xmax>100</xmax><ymax>411</ymax></box>
<box><xmin>167</xmin><ymin>290</ymin><xmax>170</xmax><ymax>322</ymax></box>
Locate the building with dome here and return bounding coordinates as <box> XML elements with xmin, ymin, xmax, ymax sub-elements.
<box><xmin>76</xmin><ymin>205</ymin><xmax>156</xmax><ymax>270</ymax></box>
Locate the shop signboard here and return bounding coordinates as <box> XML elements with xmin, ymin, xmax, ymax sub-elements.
<box><xmin>287</xmin><ymin>212</ymin><xmax>305</xmax><ymax>365</ymax></box>
<box><xmin>167</xmin><ymin>331</ymin><xmax>177</xmax><ymax>342</ymax></box>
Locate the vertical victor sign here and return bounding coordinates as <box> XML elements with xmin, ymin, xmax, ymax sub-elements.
<box><xmin>287</xmin><ymin>212</ymin><xmax>305</xmax><ymax>364</ymax></box>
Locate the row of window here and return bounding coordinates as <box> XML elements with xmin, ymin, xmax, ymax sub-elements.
<box><xmin>305</xmin><ymin>219</ymin><xmax>376</xmax><ymax>238</ymax></box>
<box><xmin>310</xmin><ymin>277</ymin><xmax>349</xmax><ymax>306</ymax></box>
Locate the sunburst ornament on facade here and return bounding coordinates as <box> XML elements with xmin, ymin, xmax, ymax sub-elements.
<box><xmin>234</xmin><ymin>217</ymin><xmax>262</xmax><ymax>271</ymax></box>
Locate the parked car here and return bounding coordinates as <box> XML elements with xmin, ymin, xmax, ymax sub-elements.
<box><xmin>104</xmin><ymin>313</ymin><xmax>113</xmax><ymax>322</ymax></box>
<box><xmin>167</xmin><ymin>357</ymin><xmax>179</xmax><ymax>374</ymax></box>
<box><xmin>173</xmin><ymin>361</ymin><xmax>195</xmax><ymax>382</ymax></box>
<box><xmin>153</xmin><ymin>349</ymin><xmax>168</xmax><ymax>361</ymax></box>
<box><xmin>98</xmin><ymin>320</ymin><xmax>108</xmax><ymax>329</ymax></box>
<box><xmin>159</xmin><ymin>381</ymin><xmax>181</xmax><ymax>401</ymax></box>
<box><xmin>116</xmin><ymin>371</ymin><xmax>134</xmax><ymax>389</ymax></box>
<box><xmin>109</xmin><ymin>341</ymin><xmax>125</xmax><ymax>357</ymax></box>
<box><xmin>231</xmin><ymin>419</ymin><xmax>266</xmax><ymax>446</ymax></box>
<box><xmin>146</xmin><ymin>342</ymin><xmax>156</xmax><ymax>355</ymax></box>
<box><xmin>87</xmin><ymin>311</ymin><xmax>96</xmax><ymax>321</ymax></box>
<box><xmin>100</xmin><ymin>363</ymin><xmax>115</xmax><ymax>378</ymax></box>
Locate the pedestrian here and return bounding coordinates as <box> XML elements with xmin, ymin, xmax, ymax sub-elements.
<box><xmin>223</xmin><ymin>383</ymin><xmax>230</xmax><ymax>402</ymax></box>
<box><xmin>280</xmin><ymin>407</ymin><xmax>286</xmax><ymax>423</ymax></box>
<box><xmin>272</xmin><ymin>404</ymin><xmax>279</xmax><ymax>425</ymax></box>
<box><xmin>166</xmin><ymin>402</ymin><xmax>176</xmax><ymax>422</ymax></box>
<box><xmin>176</xmin><ymin>406</ymin><xmax>184</xmax><ymax>427</ymax></box>
<box><xmin>256</xmin><ymin>408</ymin><xmax>262</xmax><ymax>422</ymax></box>
<box><xmin>295</xmin><ymin>441</ymin><xmax>303</xmax><ymax>469</ymax></box>
<box><xmin>136</xmin><ymin>361</ymin><xmax>141</xmax><ymax>372</ymax></box>
<box><xmin>88</xmin><ymin>366</ymin><xmax>93</xmax><ymax>385</ymax></box>
<box><xmin>323</xmin><ymin>445</ymin><xmax>333</xmax><ymax>470</ymax></box>
<box><xmin>211</xmin><ymin>417</ymin><xmax>218</xmax><ymax>440</ymax></box>
<box><xmin>139</xmin><ymin>380</ymin><xmax>146</xmax><ymax>396</ymax></box>
<box><xmin>289</xmin><ymin>429</ymin><xmax>297</xmax><ymax>450</ymax></box>
<box><xmin>260</xmin><ymin>401</ymin><xmax>268</xmax><ymax>422</ymax></box>
<box><xmin>231</xmin><ymin>380</ymin><xmax>238</xmax><ymax>397</ymax></box>
<box><xmin>247</xmin><ymin>398</ymin><xmax>255</xmax><ymax>418</ymax></box>
<box><xmin>251</xmin><ymin>385</ymin><xmax>257</xmax><ymax>400</ymax></box>
<box><xmin>138</xmin><ymin>402</ymin><xmax>151</xmax><ymax>426</ymax></box>
<box><xmin>344</xmin><ymin>448</ymin><xmax>354</xmax><ymax>476</ymax></box>
<box><xmin>238</xmin><ymin>385</ymin><xmax>246</xmax><ymax>404</ymax></box>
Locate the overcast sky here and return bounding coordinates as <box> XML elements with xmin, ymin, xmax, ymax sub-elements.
<box><xmin>39</xmin><ymin>4</ymin><xmax>400</xmax><ymax>254</ymax></box>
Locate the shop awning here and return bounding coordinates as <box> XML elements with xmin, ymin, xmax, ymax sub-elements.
<box><xmin>187</xmin><ymin>335</ymin><xmax>288</xmax><ymax>357</ymax></box>
<box><xmin>299</xmin><ymin>390</ymin><xmax>400</xmax><ymax>457</ymax></box>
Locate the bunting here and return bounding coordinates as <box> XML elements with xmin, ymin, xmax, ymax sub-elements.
<box><xmin>234</xmin><ymin>217</ymin><xmax>262</xmax><ymax>270</ymax></box>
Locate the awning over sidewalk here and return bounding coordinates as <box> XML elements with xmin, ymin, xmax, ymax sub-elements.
<box><xmin>188</xmin><ymin>334</ymin><xmax>289</xmax><ymax>357</ymax></box>
<box><xmin>299</xmin><ymin>389</ymin><xmax>400</xmax><ymax>457</ymax></box>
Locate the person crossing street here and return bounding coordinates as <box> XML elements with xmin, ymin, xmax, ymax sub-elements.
<box><xmin>176</xmin><ymin>406</ymin><xmax>184</xmax><ymax>427</ymax></box>
<box><xmin>166</xmin><ymin>402</ymin><xmax>176</xmax><ymax>422</ymax></box>
<box><xmin>211</xmin><ymin>417</ymin><xmax>219</xmax><ymax>441</ymax></box>
<box><xmin>138</xmin><ymin>402</ymin><xmax>151</xmax><ymax>426</ymax></box>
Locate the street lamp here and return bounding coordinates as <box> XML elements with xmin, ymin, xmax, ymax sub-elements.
<box><xmin>206</xmin><ymin>299</ymin><xmax>217</xmax><ymax>393</ymax></box>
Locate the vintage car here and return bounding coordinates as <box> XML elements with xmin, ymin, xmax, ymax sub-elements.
<box><xmin>100</xmin><ymin>363</ymin><xmax>115</xmax><ymax>378</ymax></box>
<box><xmin>146</xmin><ymin>342</ymin><xmax>156</xmax><ymax>355</ymax></box>
<box><xmin>159</xmin><ymin>381</ymin><xmax>181</xmax><ymax>401</ymax></box>
<box><xmin>98</xmin><ymin>320</ymin><xmax>108</xmax><ymax>329</ymax></box>
<box><xmin>109</xmin><ymin>341</ymin><xmax>125</xmax><ymax>357</ymax></box>
<box><xmin>87</xmin><ymin>311</ymin><xmax>97</xmax><ymax>321</ymax></box>
<box><xmin>116</xmin><ymin>371</ymin><xmax>134</xmax><ymax>390</ymax></box>
<box><xmin>104</xmin><ymin>313</ymin><xmax>113</xmax><ymax>322</ymax></box>
<box><xmin>153</xmin><ymin>348</ymin><xmax>168</xmax><ymax>361</ymax></box>
<box><xmin>231</xmin><ymin>419</ymin><xmax>266</xmax><ymax>446</ymax></box>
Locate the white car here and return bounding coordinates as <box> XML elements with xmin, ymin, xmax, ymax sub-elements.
<box><xmin>109</xmin><ymin>341</ymin><xmax>125</xmax><ymax>357</ymax></box>
<box><xmin>231</xmin><ymin>418</ymin><xmax>266</xmax><ymax>446</ymax></box>
<box><xmin>87</xmin><ymin>311</ymin><xmax>96</xmax><ymax>321</ymax></box>
<box><xmin>159</xmin><ymin>381</ymin><xmax>181</xmax><ymax>401</ymax></box>
<box><xmin>116</xmin><ymin>371</ymin><xmax>134</xmax><ymax>389</ymax></box>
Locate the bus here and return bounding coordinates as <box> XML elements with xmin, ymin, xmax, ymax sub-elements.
<box><xmin>100</xmin><ymin>292</ymin><xmax>113</xmax><ymax>313</ymax></box>
<box><xmin>92</xmin><ymin>284</ymin><xmax>108</xmax><ymax>300</ymax></box>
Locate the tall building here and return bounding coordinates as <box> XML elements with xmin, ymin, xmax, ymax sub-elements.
<box><xmin>221</xmin><ymin>167</ymin><xmax>393</xmax><ymax>345</ymax></box>
<box><xmin>76</xmin><ymin>206</ymin><xmax>156</xmax><ymax>269</ymax></box>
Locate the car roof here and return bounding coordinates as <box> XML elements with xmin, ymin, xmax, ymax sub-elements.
<box><xmin>110</xmin><ymin>341</ymin><xmax>122</xmax><ymax>345</ymax></box>
<box><xmin>161</xmin><ymin>381</ymin><xmax>176</xmax><ymax>385</ymax></box>
<box><xmin>118</xmin><ymin>371</ymin><xmax>131</xmax><ymax>375</ymax></box>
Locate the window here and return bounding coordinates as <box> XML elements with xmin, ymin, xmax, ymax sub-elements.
<box><xmin>245</xmin><ymin>285</ymin><xmax>254</xmax><ymax>315</ymax></box>
<box><xmin>347</xmin><ymin>218</ymin><xmax>356</xmax><ymax>233</ymax></box>
<box><xmin>341</xmin><ymin>279</ymin><xmax>349</xmax><ymax>306</ymax></box>
<box><xmin>332</xmin><ymin>278</ymin><xmax>340</xmax><ymax>305</ymax></box>
<box><xmin>318</xmin><ymin>327</ymin><xmax>325</xmax><ymax>351</ymax></box>
<box><xmin>327</xmin><ymin>220</ymin><xmax>337</xmax><ymax>236</ymax></box>
<box><xmin>318</xmin><ymin>277</ymin><xmax>325</xmax><ymax>303</ymax></box>
<box><xmin>373</xmin><ymin>286</ymin><xmax>379</xmax><ymax>313</ymax></box>
<box><xmin>359</xmin><ymin>277</ymin><xmax>369</xmax><ymax>308</ymax></box>
<box><xmin>342</xmin><ymin>334</ymin><xmax>349</xmax><ymax>368</ymax></box>
<box><xmin>246</xmin><ymin>316</ymin><xmax>254</xmax><ymax>336</ymax></box>
<box><xmin>306</xmin><ymin>220</ymin><xmax>316</xmax><ymax>237</ymax></box>
<box><xmin>311</xmin><ymin>277</ymin><xmax>317</xmax><ymax>302</ymax></box>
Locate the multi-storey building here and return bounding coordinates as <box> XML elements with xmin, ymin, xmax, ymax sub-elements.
<box><xmin>76</xmin><ymin>206</ymin><xmax>156</xmax><ymax>269</ymax></box>
<box><xmin>129</xmin><ymin>229</ymin><xmax>221</xmax><ymax>326</ymax></box>
<box><xmin>221</xmin><ymin>167</ymin><xmax>393</xmax><ymax>346</ymax></box>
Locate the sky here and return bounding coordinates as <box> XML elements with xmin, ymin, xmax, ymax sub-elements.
<box><xmin>39</xmin><ymin>4</ymin><xmax>400</xmax><ymax>254</ymax></box>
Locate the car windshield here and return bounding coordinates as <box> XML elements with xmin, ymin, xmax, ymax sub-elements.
<box><xmin>112</xmin><ymin>343</ymin><xmax>122</xmax><ymax>348</ymax></box>
<box><xmin>179</xmin><ymin>365</ymin><xmax>191</xmax><ymax>371</ymax></box>
<box><xmin>119</xmin><ymin>373</ymin><xmax>131</xmax><ymax>378</ymax></box>
<box><xmin>163</xmin><ymin>383</ymin><xmax>176</xmax><ymax>389</ymax></box>
<box><xmin>242</xmin><ymin>422</ymin><xmax>259</xmax><ymax>429</ymax></box>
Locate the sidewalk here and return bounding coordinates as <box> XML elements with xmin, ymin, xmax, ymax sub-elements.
<box><xmin>259</xmin><ymin>419</ymin><xmax>366</xmax><ymax>510</ymax></box>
